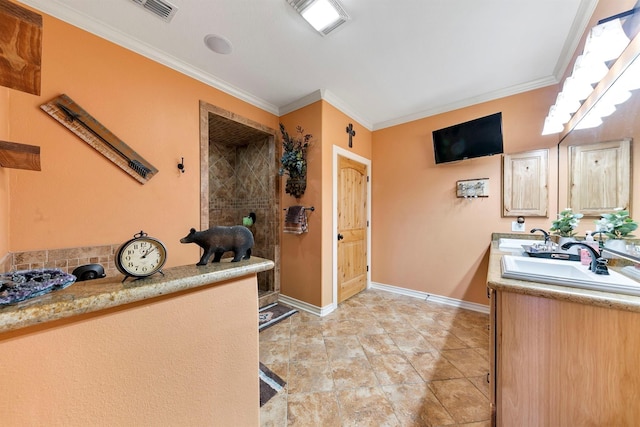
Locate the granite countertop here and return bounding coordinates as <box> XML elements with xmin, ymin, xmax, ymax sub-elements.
<box><xmin>487</xmin><ymin>237</ymin><xmax>640</xmax><ymax>313</ymax></box>
<box><xmin>0</xmin><ymin>257</ymin><xmax>274</xmax><ymax>333</ymax></box>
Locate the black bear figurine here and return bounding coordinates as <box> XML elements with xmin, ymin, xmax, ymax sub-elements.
<box><xmin>180</xmin><ymin>226</ymin><xmax>254</xmax><ymax>265</ymax></box>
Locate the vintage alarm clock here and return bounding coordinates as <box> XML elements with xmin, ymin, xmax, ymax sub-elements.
<box><xmin>115</xmin><ymin>231</ymin><xmax>167</xmax><ymax>281</ymax></box>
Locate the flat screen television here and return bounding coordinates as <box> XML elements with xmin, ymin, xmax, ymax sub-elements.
<box><xmin>432</xmin><ymin>112</ymin><xmax>504</xmax><ymax>164</ymax></box>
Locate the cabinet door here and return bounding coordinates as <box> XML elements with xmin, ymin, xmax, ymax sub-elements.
<box><xmin>488</xmin><ymin>288</ymin><xmax>498</xmax><ymax>425</ymax></box>
<box><xmin>569</xmin><ymin>139</ymin><xmax>631</xmax><ymax>216</ymax></box>
<box><xmin>502</xmin><ymin>149</ymin><xmax>549</xmax><ymax>217</ymax></box>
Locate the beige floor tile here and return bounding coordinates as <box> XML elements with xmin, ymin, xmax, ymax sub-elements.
<box><xmin>259</xmin><ymin>391</ymin><xmax>287</xmax><ymax>427</ymax></box>
<box><xmin>330</xmin><ymin>356</ymin><xmax>379</xmax><ymax>390</ymax></box>
<box><xmin>351</xmin><ymin>318</ymin><xmax>387</xmax><ymax>335</ymax></box>
<box><xmin>260</xmin><ymin>321</ymin><xmax>291</xmax><ymax>342</ymax></box>
<box><xmin>289</xmin><ymin>322</ymin><xmax>324</xmax><ymax>344</ymax></box>
<box><xmin>440</xmin><ymin>348</ymin><xmax>489</xmax><ymax>378</ymax></box>
<box><xmin>337</xmin><ymin>386</ymin><xmax>401</xmax><ymax>426</ymax></box>
<box><xmin>263</xmin><ymin>361</ymin><xmax>289</xmax><ymax>387</ymax></box>
<box><xmin>287</xmin><ymin>360</ymin><xmax>334</xmax><ymax>393</ymax></box>
<box><xmin>377</xmin><ymin>317</ymin><xmax>416</xmax><ymax>334</ymax></box>
<box><xmin>287</xmin><ymin>391</ymin><xmax>341</xmax><ymax>426</ymax></box>
<box><xmin>322</xmin><ymin>319</ymin><xmax>361</xmax><ymax>336</ymax></box>
<box><xmin>448</xmin><ymin>325</ymin><xmax>490</xmax><ymax>348</ymax></box>
<box><xmin>260</xmin><ymin>340</ymin><xmax>290</xmax><ymax>364</ymax></box>
<box><xmin>406</xmin><ymin>350</ymin><xmax>465</xmax><ymax>381</ymax></box>
<box><xmin>418</xmin><ymin>327</ymin><xmax>470</xmax><ymax>350</ymax></box>
<box><xmin>467</xmin><ymin>375</ymin><xmax>490</xmax><ymax>400</ymax></box>
<box><xmin>382</xmin><ymin>383</ymin><xmax>455</xmax><ymax>427</ymax></box>
<box><xmin>428</xmin><ymin>378</ymin><xmax>490</xmax><ymax>424</ymax></box>
<box><xmin>324</xmin><ymin>335</ymin><xmax>366</xmax><ymax>360</ymax></box>
<box><xmin>359</xmin><ymin>333</ymin><xmax>402</xmax><ymax>356</ymax></box>
<box><xmin>368</xmin><ymin>353</ymin><xmax>424</xmax><ymax>385</ymax></box>
<box><xmin>259</xmin><ymin>289</ymin><xmax>491</xmax><ymax>426</ymax></box>
<box><xmin>289</xmin><ymin>340</ymin><xmax>327</xmax><ymax>362</ymax></box>
<box><xmin>389</xmin><ymin>330</ymin><xmax>438</xmax><ymax>353</ymax></box>
<box><xmin>472</xmin><ymin>345</ymin><xmax>490</xmax><ymax>362</ymax></box>
<box><xmin>290</xmin><ymin>310</ymin><xmax>320</xmax><ymax>324</ymax></box>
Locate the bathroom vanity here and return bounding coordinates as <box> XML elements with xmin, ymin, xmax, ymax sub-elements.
<box><xmin>0</xmin><ymin>258</ymin><xmax>274</xmax><ymax>426</ymax></box>
<box><xmin>486</xmin><ymin>237</ymin><xmax>640</xmax><ymax>426</ymax></box>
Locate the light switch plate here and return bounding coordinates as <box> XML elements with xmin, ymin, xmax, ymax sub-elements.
<box><xmin>511</xmin><ymin>221</ymin><xmax>525</xmax><ymax>232</ymax></box>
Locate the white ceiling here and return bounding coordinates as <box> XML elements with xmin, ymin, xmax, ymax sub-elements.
<box><xmin>19</xmin><ymin>0</ymin><xmax>597</xmax><ymax>130</ymax></box>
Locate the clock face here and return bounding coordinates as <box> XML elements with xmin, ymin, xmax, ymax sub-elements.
<box><xmin>116</xmin><ymin>236</ymin><xmax>167</xmax><ymax>278</ymax></box>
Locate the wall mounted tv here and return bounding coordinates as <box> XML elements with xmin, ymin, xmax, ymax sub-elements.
<box><xmin>432</xmin><ymin>112</ymin><xmax>504</xmax><ymax>164</ymax></box>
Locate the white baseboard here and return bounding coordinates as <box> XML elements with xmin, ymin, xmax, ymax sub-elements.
<box><xmin>279</xmin><ymin>282</ymin><xmax>490</xmax><ymax>316</ymax></box>
<box><xmin>278</xmin><ymin>294</ymin><xmax>337</xmax><ymax>317</ymax></box>
<box><xmin>370</xmin><ymin>282</ymin><xmax>490</xmax><ymax>314</ymax></box>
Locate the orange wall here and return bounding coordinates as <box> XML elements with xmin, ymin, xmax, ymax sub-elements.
<box><xmin>321</xmin><ymin>102</ymin><xmax>372</xmax><ymax>306</ymax></box>
<box><xmin>0</xmin><ymin>275</ymin><xmax>259</xmax><ymax>426</ymax></box>
<box><xmin>371</xmin><ymin>87</ymin><xmax>560</xmax><ymax>305</ymax></box>
<box><xmin>0</xmin><ymin>86</ymin><xmax>8</xmax><ymax>258</ymax></box>
<box><xmin>279</xmin><ymin>100</ymin><xmax>372</xmax><ymax>308</ymax></box>
<box><xmin>279</xmin><ymin>102</ymin><xmax>323</xmax><ymax>305</ymax></box>
<box><xmin>5</xmin><ymin>4</ymin><xmax>278</xmax><ymax>269</ymax></box>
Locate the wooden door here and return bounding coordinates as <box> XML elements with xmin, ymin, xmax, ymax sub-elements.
<box><xmin>337</xmin><ymin>155</ymin><xmax>368</xmax><ymax>303</ymax></box>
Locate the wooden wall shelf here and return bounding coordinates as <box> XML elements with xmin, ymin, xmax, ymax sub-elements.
<box><xmin>0</xmin><ymin>140</ymin><xmax>41</xmax><ymax>171</ymax></box>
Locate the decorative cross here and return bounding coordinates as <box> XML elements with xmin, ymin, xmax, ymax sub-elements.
<box><xmin>346</xmin><ymin>123</ymin><xmax>356</xmax><ymax>148</ymax></box>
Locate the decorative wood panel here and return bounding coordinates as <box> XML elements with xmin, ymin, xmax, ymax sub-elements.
<box><xmin>569</xmin><ymin>139</ymin><xmax>631</xmax><ymax>216</ymax></box>
<box><xmin>502</xmin><ymin>149</ymin><xmax>548</xmax><ymax>217</ymax></box>
<box><xmin>0</xmin><ymin>140</ymin><xmax>40</xmax><ymax>171</ymax></box>
<box><xmin>0</xmin><ymin>0</ymin><xmax>42</xmax><ymax>95</ymax></box>
<box><xmin>41</xmin><ymin>94</ymin><xmax>158</xmax><ymax>184</ymax></box>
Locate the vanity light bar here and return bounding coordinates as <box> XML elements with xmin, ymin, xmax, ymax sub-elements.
<box><xmin>542</xmin><ymin>15</ymin><xmax>634</xmax><ymax>135</ymax></box>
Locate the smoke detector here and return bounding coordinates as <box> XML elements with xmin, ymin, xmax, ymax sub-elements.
<box><xmin>130</xmin><ymin>0</ymin><xmax>178</xmax><ymax>22</ymax></box>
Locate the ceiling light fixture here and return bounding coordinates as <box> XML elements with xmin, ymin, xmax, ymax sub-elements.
<box><xmin>287</xmin><ymin>0</ymin><xmax>350</xmax><ymax>36</ymax></box>
<box><xmin>204</xmin><ymin>34</ymin><xmax>233</xmax><ymax>55</ymax></box>
<box><xmin>542</xmin><ymin>10</ymin><xmax>637</xmax><ymax>135</ymax></box>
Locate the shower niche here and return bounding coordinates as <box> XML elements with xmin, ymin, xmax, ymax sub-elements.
<box><xmin>200</xmin><ymin>101</ymin><xmax>280</xmax><ymax>307</ymax></box>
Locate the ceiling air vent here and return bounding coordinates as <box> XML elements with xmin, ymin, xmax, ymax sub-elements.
<box><xmin>130</xmin><ymin>0</ymin><xmax>178</xmax><ymax>22</ymax></box>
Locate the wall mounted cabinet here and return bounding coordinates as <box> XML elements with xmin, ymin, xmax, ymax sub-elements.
<box><xmin>502</xmin><ymin>149</ymin><xmax>549</xmax><ymax>217</ymax></box>
<box><xmin>569</xmin><ymin>139</ymin><xmax>632</xmax><ymax>216</ymax></box>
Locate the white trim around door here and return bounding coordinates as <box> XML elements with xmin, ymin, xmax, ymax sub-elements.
<box><xmin>332</xmin><ymin>146</ymin><xmax>372</xmax><ymax>309</ymax></box>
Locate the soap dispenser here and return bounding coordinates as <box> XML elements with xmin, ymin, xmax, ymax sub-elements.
<box><xmin>581</xmin><ymin>231</ymin><xmax>598</xmax><ymax>266</ymax></box>
<box><xmin>585</xmin><ymin>231</ymin><xmax>598</xmax><ymax>250</ymax></box>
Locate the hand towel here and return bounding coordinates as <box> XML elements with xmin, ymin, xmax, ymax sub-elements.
<box><xmin>284</xmin><ymin>206</ymin><xmax>308</xmax><ymax>234</ymax></box>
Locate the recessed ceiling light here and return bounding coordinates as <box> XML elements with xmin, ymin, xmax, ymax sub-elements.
<box><xmin>287</xmin><ymin>0</ymin><xmax>350</xmax><ymax>36</ymax></box>
<box><xmin>204</xmin><ymin>34</ymin><xmax>233</xmax><ymax>54</ymax></box>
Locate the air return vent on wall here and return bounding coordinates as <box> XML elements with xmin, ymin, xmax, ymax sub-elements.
<box><xmin>130</xmin><ymin>0</ymin><xmax>177</xmax><ymax>22</ymax></box>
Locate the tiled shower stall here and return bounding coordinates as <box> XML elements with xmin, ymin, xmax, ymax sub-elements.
<box><xmin>206</xmin><ymin>109</ymin><xmax>280</xmax><ymax>307</ymax></box>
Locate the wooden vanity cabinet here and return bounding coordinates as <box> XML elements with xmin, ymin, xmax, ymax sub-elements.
<box><xmin>490</xmin><ymin>289</ymin><xmax>640</xmax><ymax>426</ymax></box>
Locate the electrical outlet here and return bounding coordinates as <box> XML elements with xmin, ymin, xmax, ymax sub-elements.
<box><xmin>512</xmin><ymin>221</ymin><xmax>525</xmax><ymax>232</ymax></box>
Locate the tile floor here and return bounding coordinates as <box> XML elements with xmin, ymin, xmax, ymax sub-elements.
<box><xmin>259</xmin><ymin>289</ymin><xmax>491</xmax><ymax>426</ymax></box>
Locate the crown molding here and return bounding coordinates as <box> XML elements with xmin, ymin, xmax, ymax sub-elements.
<box><xmin>17</xmin><ymin>0</ymin><xmax>280</xmax><ymax>116</ymax></box>
<box><xmin>373</xmin><ymin>75</ymin><xmax>559</xmax><ymax>131</ymax></box>
<box><xmin>279</xmin><ymin>89</ymin><xmax>373</xmax><ymax>131</ymax></box>
<box><xmin>278</xmin><ymin>90</ymin><xmax>323</xmax><ymax>116</ymax></box>
<box><xmin>552</xmin><ymin>0</ymin><xmax>599</xmax><ymax>81</ymax></box>
<box><xmin>18</xmin><ymin>0</ymin><xmax>594</xmax><ymax>132</ymax></box>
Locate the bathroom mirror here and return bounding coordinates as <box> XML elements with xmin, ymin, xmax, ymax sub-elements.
<box><xmin>557</xmin><ymin>25</ymin><xmax>640</xmax><ymax>218</ymax></box>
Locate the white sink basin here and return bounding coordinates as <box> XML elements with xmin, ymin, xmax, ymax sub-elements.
<box><xmin>501</xmin><ymin>255</ymin><xmax>640</xmax><ymax>296</ymax></box>
<box><xmin>498</xmin><ymin>238</ymin><xmax>543</xmax><ymax>252</ymax></box>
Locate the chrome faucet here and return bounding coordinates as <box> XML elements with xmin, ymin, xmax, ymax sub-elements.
<box><xmin>561</xmin><ymin>242</ymin><xmax>609</xmax><ymax>275</ymax></box>
<box><xmin>530</xmin><ymin>228</ymin><xmax>550</xmax><ymax>244</ymax></box>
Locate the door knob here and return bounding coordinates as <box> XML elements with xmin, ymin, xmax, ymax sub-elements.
<box><xmin>337</xmin><ymin>233</ymin><xmax>344</xmax><ymax>241</ymax></box>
